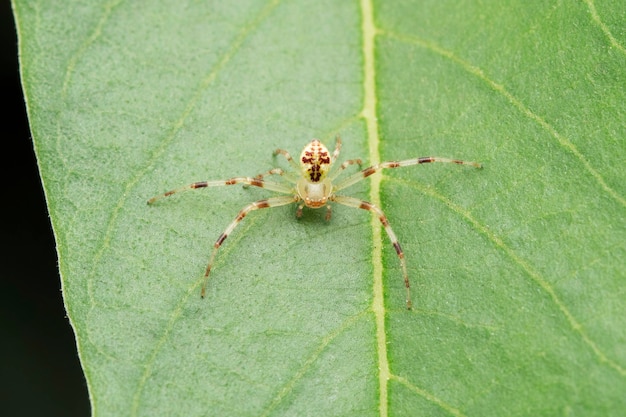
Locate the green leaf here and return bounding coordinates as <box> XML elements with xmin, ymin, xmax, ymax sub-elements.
<box><xmin>14</xmin><ymin>0</ymin><xmax>626</xmax><ymax>416</ymax></box>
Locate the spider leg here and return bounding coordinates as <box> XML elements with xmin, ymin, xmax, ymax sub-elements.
<box><xmin>253</xmin><ymin>167</ymin><xmax>300</xmax><ymax>183</ymax></box>
<box><xmin>330</xmin><ymin>134</ymin><xmax>342</xmax><ymax>162</ymax></box>
<box><xmin>296</xmin><ymin>202</ymin><xmax>305</xmax><ymax>218</ymax></box>
<box><xmin>254</xmin><ymin>168</ymin><xmax>285</xmax><ymax>178</ymax></box>
<box><xmin>328</xmin><ymin>158</ymin><xmax>363</xmax><ymax>181</ymax></box>
<box><xmin>273</xmin><ymin>147</ymin><xmax>301</xmax><ymax>172</ymax></box>
<box><xmin>201</xmin><ymin>195</ymin><xmax>299</xmax><ymax>298</ymax></box>
<box><xmin>147</xmin><ymin>177</ymin><xmax>293</xmax><ymax>204</ymax></box>
<box><xmin>334</xmin><ymin>157</ymin><xmax>482</xmax><ymax>191</ymax></box>
<box><xmin>331</xmin><ymin>195</ymin><xmax>412</xmax><ymax>310</ymax></box>
<box><xmin>294</xmin><ymin>202</ymin><xmax>331</xmax><ymax>221</ymax></box>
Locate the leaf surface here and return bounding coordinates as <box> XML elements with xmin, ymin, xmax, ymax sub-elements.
<box><xmin>14</xmin><ymin>0</ymin><xmax>626</xmax><ymax>416</ymax></box>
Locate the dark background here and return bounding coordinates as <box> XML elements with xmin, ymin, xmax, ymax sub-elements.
<box><xmin>2</xmin><ymin>2</ymin><xmax>90</xmax><ymax>415</ymax></box>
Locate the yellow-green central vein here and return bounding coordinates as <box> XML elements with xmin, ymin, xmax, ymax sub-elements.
<box><xmin>360</xmin><ymin>1</ymin><xmax>389</xmax><ymax>416</ymax></box>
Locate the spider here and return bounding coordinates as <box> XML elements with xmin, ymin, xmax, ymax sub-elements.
<box><xmin>148</xmin><ymin>136</ymin><xmax>481</xmax><ymax>309</ymax></box>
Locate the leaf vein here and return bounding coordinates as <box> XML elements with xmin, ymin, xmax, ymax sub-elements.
<box><xmin>360</xmin><ymin>2</ymin><xmax>391</xmax><ymax>417</ymax></box>
<box><xmin>390</xmin><ymin>374</ymin><xmax>466</xmax><ymax>417</ymax></box>
<box><xmin>380</xmin><ymin>29</ymin><xmax>626</xmax><ymax>209</ymax></box>
<box><xmin>130</xmin><ymin>279</ymin><xmax>200</xmax><ymax>416</ymax></box>
<box><xmin>411</xmin><ymin>180</ymin><xmax>626</xmax><ymax>378</ymax></box>
<box><xmin>259</xmin><ymin>310</ymin><xmax>369</xmax><ymax>417</ymax></box>
<box><xmin>583</xmin><ymin>0</ymin><xmax>626</xmax><ymax>55</ymax></box>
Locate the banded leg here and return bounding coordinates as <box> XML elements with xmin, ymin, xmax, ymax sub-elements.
<box><xmin>147</xmin><ymin>177</ymin><xmax>293</xmax><ymax>205</ymax></box>
<box><xmin>328</xmin><ymin>158</ymin><xmax>363</xmax><ymax>181</ymax></box>
<box><xmin>201</xmin><ymin>195</ymin><xmax>299</xmax><ymax>297</ymax></box>
<box><xmin>253</xmin><ymin>167</ymin><xmax>300</xmax><ymax>183</ymax></box>
<box><xmin>331</xmin><ymin>195</ymin><xmax>412</xmax><ymax>310</ymax></box>
<box><xmin>334</xmin><ymin>157</ymin><xmax>482</xmax><ymax>192</ymax></box>
<box><xmin>330</xmin><ymin>135</ymin><xmax>342</xmax><ymax>162</ymax></box>
<box><xmin>255</xmin><ymin>168</ymin><xmax>285</xmax><ymax>178</ymax></box>
<box><xmin>273</xmin><ymin>147</ymin><xmax>301</xmax><ymax>172</ymax></box>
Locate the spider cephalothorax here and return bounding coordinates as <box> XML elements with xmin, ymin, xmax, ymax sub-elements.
<box><xmin>148</xmin><ymin>136</ymin><xmax>481</xmax><ymax>309</ymax></box>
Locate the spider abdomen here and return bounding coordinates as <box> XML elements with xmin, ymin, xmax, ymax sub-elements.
<box><xmin>300</xmin><ymin>139</ymin><xmax>331</xmax><ymax>182</ymax></box>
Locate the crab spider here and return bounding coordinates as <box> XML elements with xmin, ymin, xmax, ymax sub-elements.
<box><xmin>148</xmin><ymin>136</ymin><xmax>481</xmax><ymax>309</ymax></box>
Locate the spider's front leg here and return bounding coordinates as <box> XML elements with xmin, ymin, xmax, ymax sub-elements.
<box><xmin>334</xmin><ymin>156</ymin><xmax>481</xmax><ymax>192</ymax></box>
<box><xmin>147</xmin><ymin>177</ymin><xmax>293</xmax><ymax>204</ymax></box>
<box><xmin>252</xmin><ymin>168</ymin><xmax>300</xmax><ymax>184</ymax></box>
<box><xmin>331</xmin><ymin>195</ymin><xmax>412</xmax><ymax>310</ymax></box>
<box><xmin>272</xmin><ymin>146</ymin><xmax>301</xmax><ymax>173</ymax></box>
<box><xmin>201</xmin><ymin>195</ymin><xmax>299</xmax><ymax>298</ymax></box>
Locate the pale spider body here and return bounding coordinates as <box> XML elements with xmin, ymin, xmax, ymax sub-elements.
<box><xmin>148</xmin><ymin>137</ymin><xmax>481</xmax><ymax>309</ymax></box>
<box><xmin>297</xmin><ymin>140</ymin><xmax>333</xmax><ymax>208</ymax></box>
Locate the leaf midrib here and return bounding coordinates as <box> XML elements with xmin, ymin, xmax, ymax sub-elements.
<box><xmin>359</xmin><ymin>1</ymin><xmax>390</xmax><ymax>416</ymax></box>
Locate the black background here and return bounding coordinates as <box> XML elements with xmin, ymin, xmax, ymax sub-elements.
<box><xmin>2</xmin><ymin>2</ymin><xmax>90</xmax><ymax>415</ymax></box>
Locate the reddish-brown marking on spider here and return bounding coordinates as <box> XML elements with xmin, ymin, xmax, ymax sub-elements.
<box><xmin>216</xmin><ymin>233</ymin><xmax>227</xmax><ymax>246</ymax></box>
<box><xmin>256</xmin><ymin>199</ymin><xmax>270</xmax><ymax>209</ymax></box>
<box><xmin>147</xmin><ymin>135</ymin><xmax>482</xmax><ymax>310</ymax></box>
<box><xmin>300</xmin><ymin>139</ymin><xmax>331</xmax><ymax>182</ymax></box>
<box><xmin>362</xmin><ymin>166</ymin><xmax>376</xmax><ymax>178</ymax></box>
<box><xmin>392</xmin><ymin>241</ymin><xmax>403</xmax><ymax>256</ymax></box>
